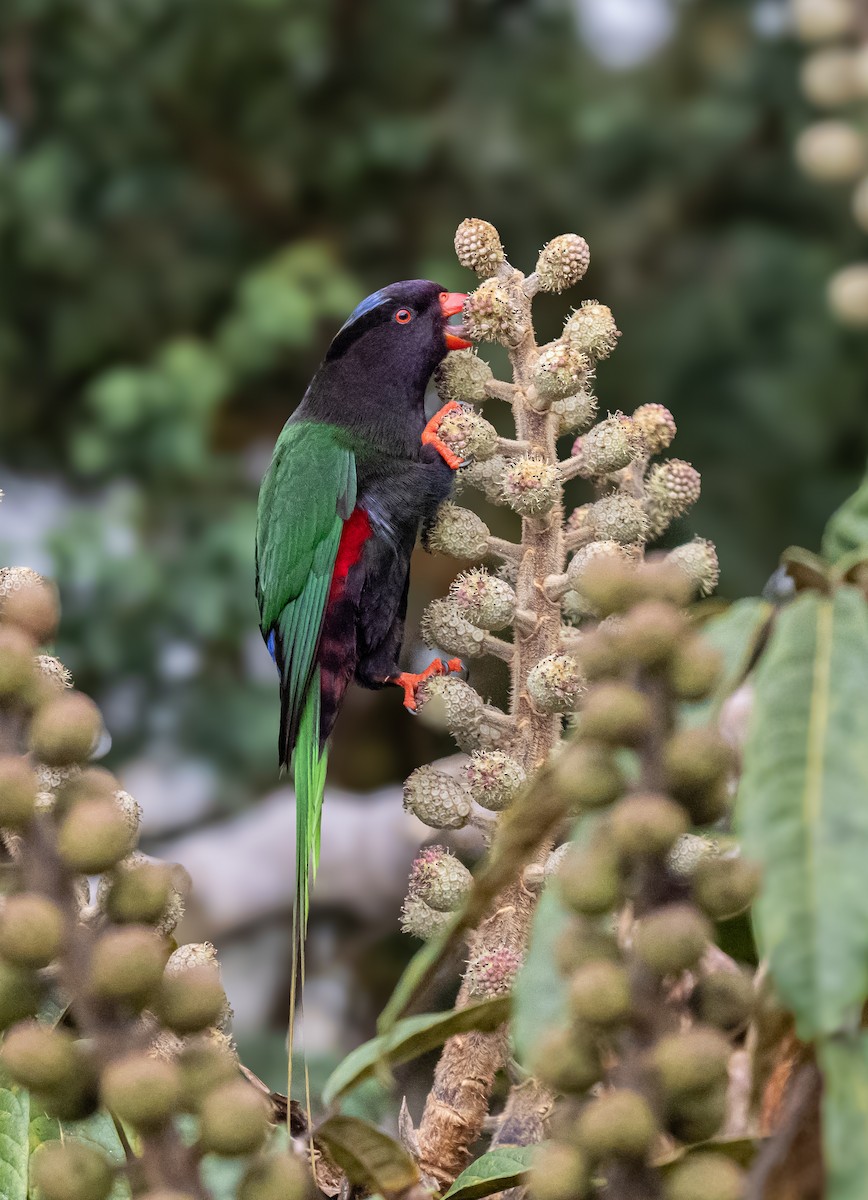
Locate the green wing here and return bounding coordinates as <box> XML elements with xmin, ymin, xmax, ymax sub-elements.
<box><xmin>256</xmin><ymin>419</ymin><xmax>356</xmax><ymax>764</ymax></box>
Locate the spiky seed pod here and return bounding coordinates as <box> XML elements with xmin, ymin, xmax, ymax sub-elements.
<box><xmin>532</xmin><ymin>340</ymin><xmax>591</xmax><ymax>401</ymax></box>
<box><xmin>198</xmin><ymin>1079</ymin><xmax>271</xmax><ymax>1156</ymax></box>
<box><xmin>400</xmin><ymin>895</ymin><xmax>452</xmax><ymax>939</ymax></box>
<box><xmin>791</xmin><ymin>0</ymin><xmax>854</xmax><ymax>41</ymax></box>
<box><xmin>795</xmin><ymin>120</ymin><xmax>866</xmax><ymax>183</ymax></box>
<box><xmin>89</xmin><ymin>926</ymin><xmax>168</xmax><ymax>1007</ymax></box>
<box><xmin>36</xmin><ymin>656</ymin><xmax>73</xmax><ymax>693</ymax></box>
<box><xmin>0</xmin><ymin>1022</ymin><xmax>80</xmax><ymax>1092</ymax></box>
<box><xmin>551</xmin><ymin>389</ymin><xmax>598</xmax><ymax>436</ymax></box>
<box><xmin>463</xmin><ymin>750</ymin><xmax>526</xmax><ymax>811</ymax></box>
<box><xmin>800</xmin><ymin>47</ymin><xmax>857</xmax><ymax>107</ymax></box>
<box><xmin>575</xmin><ymin>1089</ymin><xmax>657</xmax><ymax>1161</ymax></box>
<box><xmin>465</xmin><ymin>945</ymin><xmax>522</xmax><ymax>997</ymax></box>
<box><xmin>579</xmin><ymin>682</ymin><xmax>653</xmax><ymax>746</ymax></box>
<box><xmin>501</xmin><ymin>456</ymin><xmax>560</xmax><ymax>516</ymax></box>
<box><xmin>634</xmin><ymin>904</ymin><xmax>712</xmax><ymax>975</ymax></box>
<box><xmin>420</xmin><ymin>598</ymin><xmax>486</xmax><ymax>658</ymax></box>
<box><xmin>435</xmin><ymin>349</ymin><xmax>494</xmax><ymax>403</ymax></box>
<box><xmin>0</xmin><ymin>894</ymin><xmax>64</xmax><ymax>968</ymax></box>
<box><xmin>645</xmin><ymin>460</ymin><xmax>701</xmax><ymax>531</ymax></box>
<box><xmin>632</xmin><ymin>402</ymin><xmax>676</xmax><ymax>453</ymax></box>
<box><xmin>529</xmin><ymin>1142</ymin><xmax>590</xmax><ymax>1200</ymax></box>
<box><xmin>456</xmin><ymin>456</ymin><xmax>510</xmax><ymax>503</ymax></box>
<box><xmin>567</xmin><ymin>541</ymin><xmax>629</xmax><ymax>598</ymax></box>
<box><xmin>101</xmin><ymin>1054</ymin><xmax>182</xmax><ymax>1130</ymax></box>
<box><xmin>563</xmin><ymin>301</ymin><xmax>620</xmax><ymax>361</ymax></box>
<box><xmin>29</xmin><ymin>693</ymin><xmax>102</xmax><ymax>767</ymax></box>
<box><xmin>436</xmin><ymin>407</ymin><xmax>499</xmax><ymax>462</ymax></box>
<box><xmin>403</xmin><ymin>765</ymin><xmax>472</xmax><ymax>830</ymax></box>
<box><xmin>240</xmin><ymin>1154</ymin><xmax>314</xmax><ymax>1200</ymax></box>
<box><xmin>454</xmin><ymin>218</ymin><xmax>505</xmax><ymax>278</ymax></box>
<box><xmin>589</xmin><ymin>494</ymin><xmax>649</xmax><ymax>544</ymax></box>
<box><xmin>609</xmin><ymin>793</ymin><xmax>689</xmax><ymax>859</ymax></box>
<box><xmin>31</xmin><ymin>1141</ymin><xmax>114</xmax><ymax>1200</ymax></box>
<box><xmin>667</xmin><ymin>833</ymin><xmax>721</xmax><ymax>880</ymax></box>
<box><xmin>693</xmin><ymin>855</ymin><xmax>762</xmax><ymax>920</ymax></box>
<box><xmin>572</xmin><ymin>415</ymin><xmax>644</xmax><ymax>477</ymax></box>
<box><xmin>665</xmin><ymin>538</ymin><xmax>720</xmax><ymax>597</ymax></box>
<box><xmin>557</xmin><ymin>834</ymin><xmax>622</xmax><ymax>916</ymax></box>
<box><xmin>464</xmin><ymin>278</ymin><xmax>526</xmax><ymax>345</ymax></box>
<box><xmin>535</xmin><ymin>234</ymin><xmax>591</xmax><ymax>292</ymax></box>
<box><xmin>526</xmin><ymin>654</ymin><xmax>585</xmax><ymax>714</ymax></box>
<box><xmin>617</xmin><ymin>600</ymin><xmax>687</xmax><ymax>669</ymax></box>
<box><xmin>552</xmin><ymin>741</ymin><xmax>626</xmax><ymax>810</ymax></box>
<box><xmin>652</xmin><ymin>1027</ymin><xmax>731</xmax><ymax>1099</ymax></box>
<box><xmin>828</xmin><ymin>263</ymin><xmax>868</xmax><ymax>327</ymax></box>
<box><xmin>0</xmin><ymin>626</ymin><xmax>37</xmax><ymax>701</ymax></box>
<box><xmin>0</xmin><ymin>756</ymin><xmax>37</xmax><ymax>829</ymax></box>
<box><xmin>408</xmin><ymin>846</ymin><xmax>472</xmax><ymax>911</ymax></box>
<box><xmin>56</xmin><ymin>798</ymin><xmax>136</xmax><ymax>874</ymax></box>
<box><xmin>416</xmin><ymin>675</ymin><xmax>485</xmax><ymax>749</ymax></box>
<box><xmin>568</xmin><ymin>960</ymin><xmax>631</xmax><ymax>1025</ymax></box>
<box><xmin>663</xmin><ymin>727</ymin><xmax>733</xmax><ymax>801</ymax></box>
<box><xmin>426</xmin><ymin>502</ymin><xmax>490</xmax><ymax>559</ymax></box>
<box><xmin>530</xmin><ymin>1025</ymin><xmax>603</xmax><ymax>1093</ymax></box>
<box><xmin>664</xmin><ymin>1153</ymin><xmax>746</xmax><ymax>1200</ymax></box>
<box><xmin>449</xmin><ymin>569</ymin><xmax>515</xmax><ymax>630</ymax></box>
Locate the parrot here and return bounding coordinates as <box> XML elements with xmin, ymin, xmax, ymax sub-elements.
<box><xmin>255</xmin><ymin>280</ymin><xmax>472</xmax><ymax>1092</ymax></box>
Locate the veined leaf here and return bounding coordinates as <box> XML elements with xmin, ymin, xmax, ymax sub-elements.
<box><xmin>738</xmin><ymin>587</ymin><xmax>868</xmax><ymax>1038</ymax></box>
<box><xmin>0</xmin><ymin>1082</ymin><xmax>29</xmax><ymax>1200</ymax></box>
<box><xmin>686</xmin><ymin>597</ymin><xmax>773</xmax><ymax>728</ymax></box>
<box><xmin>442</xmin><ymin>1145</ymin><xmax>535</xmax><ymax>1200</ymax></box>
<box><xmin>315</xmin><ymin>1115</ymin><xmax>419</xmax><ymax>1194</ymax></box>
<box><xmin>820</xmin><ymin>1033</ymin><xmax>868</xmax><ymax>1200</ymax></box>
<box><xmin>822</xmin><ymin>467</ymin><xmax>868</xmax><ymax>564</ymax></box>
<box><xmin>323</xmin><ymin>996</ymin><xmax>510</xmax><ymax>1106</ymax></box>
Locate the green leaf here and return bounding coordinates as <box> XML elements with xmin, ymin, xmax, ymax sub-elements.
<box><xmin>315</xmin><ymin>1115</ymin><xmax>419</xmax><ymax>1194</ymax></box>
<box><xmin>442</xmin><ymin>1146</ymin><xmax>535</xmax><ymax>1200</ymax></box>
<box><xmin>687</xmin><ymin>598</ymin><xmax>773</xmax><ymax>728</ymax></box>
<box><xmin>323</xmin><ymin>996</ymin><xmax>510</xmax><ymax>1106</ymax></box>
<box><xmin>823</xmin><ymin>468</ymin><xmax>868</xmax><ymax>564</ymax></box>
<box><xmin>0</xmin><ymin>1082</ymin><xmax>29</xmax><ymax>1200</ymax></box>
<box><xmin>738</xmin><ymin>587</ymin><xmax>868</xmax><ymax>1038</ymax></box>
<box><xmin>820</xmin><ymin>1033</ymin><xmax>868</xmax><ymax>1200</ymax></box>
<box><xmin>511</xmin><ymin>884</ymin><xmax>570</xmax><ymax>1069</ymax></box>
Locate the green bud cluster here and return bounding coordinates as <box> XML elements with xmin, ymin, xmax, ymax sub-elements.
<box><xmin>0</xmin><ymin>530</ymin><xmax>283</xmax><ymax>1195</ymax></box>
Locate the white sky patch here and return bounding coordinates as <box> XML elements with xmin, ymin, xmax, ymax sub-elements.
<box><xmin>575</xmin><ymin>0</ymin><xmax>675</xmax><ymax>69</ymax></box>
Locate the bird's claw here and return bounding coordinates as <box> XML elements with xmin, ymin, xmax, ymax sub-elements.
<box><xmin>422</xmin><ymin>402</ymin><xmax>466</xmax><ymax>471</ymax></box>
<box><xmin>389</xmin><ymin>657</ymin><xmax>465</xmax><ymax>712</ymax></box>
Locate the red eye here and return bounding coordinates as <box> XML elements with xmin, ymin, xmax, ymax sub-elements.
<box><xmin>394</xmin><ymin>308</ymin><xmax>413</xmax><ymax>324</ymax></box>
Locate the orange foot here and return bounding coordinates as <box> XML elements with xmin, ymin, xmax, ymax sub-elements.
<box><xmin>389</xmin><ymin>658</ymin><xmax>464</xmax><ymax>712</ymax></box>
<box><xmin>422</xmin><ymin>401</ymin><xmax>466</xmax><ymax>471</ymax></box>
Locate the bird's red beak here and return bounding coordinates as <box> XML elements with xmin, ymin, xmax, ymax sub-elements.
<box><xmin>439</xmin><ymin>292</ymin><xmax>472</xmax><ymax>350</ymax></box>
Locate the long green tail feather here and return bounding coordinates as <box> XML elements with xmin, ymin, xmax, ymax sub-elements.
<box><xmin>289</xmin><ymin>669</ymin><xmax>328</xmax><ymax>1113</ymax></box>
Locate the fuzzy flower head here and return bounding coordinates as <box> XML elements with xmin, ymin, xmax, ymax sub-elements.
<box><xmin>449</xmin><ymin>568</ymin><xmax>515</xmax><ymax>631</ymax></box>
<box><xmin>426</xmin><ymin>502</ymin><xmax>490</xmax><ymax>560</ymax></box>
<box><xmin>665</xmin><ymin>538</ymin><xmax>720</xmax><ymax>598</ymax></box>
<box><xmin>590</xmin><ymin>494</ymin><xmax>650</xmax><ymax>545</ymax></box>
<box><xmin>632</xmin><ymin>403</ymin><xmax>676</xmax><ymax>454</ymax></box>
<box><xmin>501</xmin><ymin>456</ymin><xmax>560</xmax><ymax>516</ymax></box>
<box><xmin>464</xmin><ymin>279</ymin><xmax>527</xmax><ymax>346</ymax></box>
<box><xmin>532</xmin><ymin>340</ymin><xmax>591</xmax><ymax>401</ymax></box>
<box><xmin>465</xmin><ymin>945</ymin><xmax>523</xmax><ymax>997</ymax></box>
<box><xmin>435</xmin><ymin>349</ymin><xmax>494</xmax><ymax>404</ymax></box>
<box><xmin>36</xmin><ymin>656</ymin><xmax>73</xmax><ymax>693</ymax></box>
<box><xmin>454</xmin><ymin>218</ymin><xmax>506</xmax><ymax>278</ymax></box>
<box><xmin>526</xmin><ymin>653</ymin><xmax>586</xmax><ymax>714</ymax></box>
<box><xmin>571</xmin><ymin>415</ymin><xmax>644</xmax><ymax>478</ymax></box>
<box><xmin>535</xmin><ymin>234</ymin><xmax>591</xmax><ymax>293</ymax></box>
<box><xmin>567</xmin><ymin>540</ymin><xmax>630</xmax><ymax>595</ymax></box>
<box><xmin>436</xmin><ymin>408</ymin><xmax>498</xmax><ymax>463</ymax></box>
<box><xmin>403</xmin><ymin>765</ymin><xmax>473</xmax><ymax>830</ymax></box>
<box><xmin>551</xmin><ymin>389</ymin><xmax>598</xmax><ymax>437</ymax></box>
<box><xmin>563</xmin><ymin>301</ymin><xmax>620</xmax><ymax>361</ymax></box>
<box><xmin>408</xmin><ymin>845</ymin><xmax>473</xmax><ymax>912</ymax></box>
<box><xmin>401</xmin><ymin>896</ymin><xmax>452</xmax><ymax>940</ymax></box>
<box><xmin>415</xmin><ymin>675</ymin><xmax>485</xmax><ymax>752</ymax></box>
<box><xmin>455</xmin><ymin>456</ymin><xmax>510</xmax><ymax>505</ymax></box>
<box><xmin>645</xmin><ymin>460</ymin><xmax>701</xmax><ymax>534</ymax></box>
<box><xmin>420</xmin><ymin>598</ymin><xmax>486</xmax><ymax>658</ymax></box>
<box><xmin>463</xmin><ymin>750</ymin><xmax>526</xmax><ymax>811</ymax></box>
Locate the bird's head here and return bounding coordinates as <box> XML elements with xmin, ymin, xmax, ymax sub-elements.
<box><xmin>325</xmin><ymin>280</ymin><xmax>471</xmax><ymax>379</ymax></box>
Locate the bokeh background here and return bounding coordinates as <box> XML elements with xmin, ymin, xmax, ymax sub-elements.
<box><xmin>1</xmin><ymin>0</ymin><xmax>866</xmax><ymax>1113</ymax></box>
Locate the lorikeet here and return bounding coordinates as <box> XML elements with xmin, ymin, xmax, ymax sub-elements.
<box><xmin>255</xmin><ymin>280</ymin><xmax>471</xmax><ymax>1077</ymax></box>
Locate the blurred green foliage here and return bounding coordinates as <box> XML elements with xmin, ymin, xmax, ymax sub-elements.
<box><xmin>0</xmin><ymin>0</ymin><xmax>865</xmax><ymax>798</ymax></box>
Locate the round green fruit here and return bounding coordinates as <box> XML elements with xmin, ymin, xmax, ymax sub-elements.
<box><xmin>57</xmin><ymin>799</ymin><xmax>135</xmax><ymax>874</ymax></box>
<box><xmin>239</xmin><ymin>1153</ymin><xmax>313</xmax><ymax>1200</ymax></box>
<box><xmin>652</xmin><ymin>1027</ymin><xmax>731</xmax><ymax>1100</ymax></box>
<box><xmin>609</xmin><ymin>793</ymin><xmax>689</xmax><ymax>859</ymax></box>
<box><xmin>0</xmin><ymin>1021</ymin><xmax>79</xmax><ymax>1092</ymax></box>
<box><xmin>88</xmin><ymin>926</ymin><xmax>168</xmax><ymax>1008</ymax></box>
<box><xmin>0</xmin><ymin>756</ymin><xmax>37</xmax><ymax>829</ymax></box>
<box><xmin>101</xmin><ymin>1053</ymin><xmax>182</xmax><ymax>1129</ymax></box>
<box><xmin>29</xmin><ymin>693</ymin><xmax>102</xmax><ymax>767</ymax></box>
<box><xmin>579</xmin><ymin>683</ymin><xmax>653</xmax><ymax>747</ymax></box>
<box><xmin>575</xmin><ymin>1089</ymin><xmax>657</xmax><ymax>1161</ymax></box>
<box><xmin>693</xmin><ymin>856</ymin><xmax>761</xmax><ymax>920</ymax></box>
<box><xmin>156</xmin><ymin>964</ymin><xmax>227</xmax><ymax>1034</ymax></box>
<box><xmin>198</xmin><ymin>1079</ymin><xmax>270</xmax><ymax>1156</ymax></box>
<box><xmin>692</xmin><ymin>970</ymin><xmax>754</xmax><ymax>1032</ymax></box>
<box><xmin>529</xmin><ymin>1025</ymin><xmax>602</xmax><ymax>1094</ymax></box>
<box><xmin>529</xmin><ymin>1141</ymin><xmax>589</xmax><ymax>1200</ymax></box>
<box><xmin>568</xmin><ymin>961</ymin><xmax>631</xmax><ymax>1026</ymax></box>
<box><xmin>31</xmin><ymin>1141</ymin><xmax>114</xmax><ymax>1200</ymax></box>
<box><xmin>0</xmin><ymin>893</ymin><xmax>64</xmax><ymax>968</ymax></box>
<box><xmin>664</xmin><ymin>1152</ymin><xmax>745</xmax><ymax>1200</ymax></box>
<box><xmin>633</xmin><ymin>905</ymin><xmax>711</xmax><ymax>975</ymax></box>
